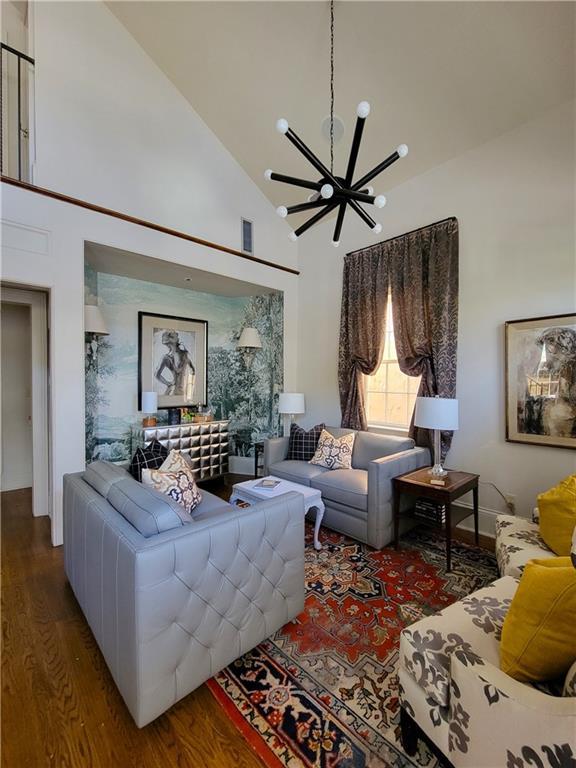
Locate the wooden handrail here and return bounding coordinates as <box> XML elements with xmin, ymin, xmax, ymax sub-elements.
<box><xmin>1</xmin><ymin>176</ymin><xmax>300</xmax><ymax>276</ymax></box>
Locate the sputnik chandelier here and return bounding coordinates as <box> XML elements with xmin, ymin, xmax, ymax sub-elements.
<box><xmin>265</xmin><ymin>0</ymin><xmax>408</xmax><ymax>247</ymax></box>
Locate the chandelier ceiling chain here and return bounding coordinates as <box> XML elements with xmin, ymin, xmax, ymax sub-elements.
<box><xmin>329</xmin><ymin>0</ymin><xmax>334</xmax><ymax>175</ymax></box>
<box><xmin>265</xmin><ymin>1</ymin><xmax>409</xmax><ymax>246</ymax></box>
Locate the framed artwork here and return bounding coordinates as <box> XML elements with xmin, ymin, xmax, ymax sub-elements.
<box><xmin>505</xmin><ymin>313</ymin><xmax>576</xmax><ymax>449</ymax></box>
<box><xmin>138</xmin><ymin>312</ymin><xmax>208</xmax><ymax>410</ymax></box>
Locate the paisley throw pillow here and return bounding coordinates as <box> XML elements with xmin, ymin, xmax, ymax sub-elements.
<box><xmin>309</xmin><ymin>429</ymin><xmax>355</xmax><ymax>470</ymax></box>
<box><xmin>142</xmin><ymin>467</ymin><xmax>202</xmax><ymax>515</ymax></box>
<box><xmin>159</xmin><ymin>449</ymin><xmax>194</xmax><ymax>475</ymax></box>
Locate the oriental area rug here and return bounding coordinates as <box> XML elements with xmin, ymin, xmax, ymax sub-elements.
<box><xmin>207</xmin><ymin>526</ymin><xmax>498</xmax><ymax>768</ymax></box>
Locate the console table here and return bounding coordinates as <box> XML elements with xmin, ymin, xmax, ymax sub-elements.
<box><xmin>392</xmin><ymin>467</ymin><xmax>479</xmax><ymax>572</ymax></box>
<box><xmin>134</xmin><ymin>421</ymin><xmax>230</xmax><ymax>481</ymax></box>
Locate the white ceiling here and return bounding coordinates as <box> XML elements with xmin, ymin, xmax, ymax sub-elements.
<box><xmin>108</xmin><ymin>1</ymin><xmax>575</xmax><ymax>225</ymax></box>
<box><xmin>84</xmin><ymin>242</ymin><xmax>275</xmax><ymax>296</ymax></box>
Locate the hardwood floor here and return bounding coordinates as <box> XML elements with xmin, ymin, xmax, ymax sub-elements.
<box><xmin>1</xmin><ymin>485</ymin><xmax>263</xmax><ymax>768</ymax></box>
<box><xmin>2</xmin><ymin>476</ymin><xmax>493</xmax><ymax>767</ymax></box>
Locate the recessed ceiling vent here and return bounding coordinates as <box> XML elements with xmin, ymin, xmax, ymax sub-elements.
<box><xmin>241</xmin><ymin>218</ymin><xmax>253</xmax><ymax>255</ymax></box>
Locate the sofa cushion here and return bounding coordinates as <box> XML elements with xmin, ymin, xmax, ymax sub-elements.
<box><xmin>538</xmin><ymin>474</ymin><xmax>576</xmax><ymax>556</ymax></box>
<box><xmin>311</xmin><ymin>469</ymin><xmax>368</xmax><ymax>511</ymax></box>
<box><xmin>142</xmin><ymin>467</ymin><xmax>202</xmax><ymax>515</ymax></box>
<box><xmin>500</xmin><ymin>557</ymin><xmax>576</xmax><ymax>683</ymax></box>
<box><xmin>400</xmin><ymin>576</ymin><xmax>518</xmax><ymax>707</ymax></box>
<box><xmin>495</xmin><ymin>514</ymin><xmax>555</xmax><ymax>578</ymax></box>
<box><xmin>287</xmin><ymin>423</ymin><xmax>325</xmax><ymax>461</ymax></box>
<box><xmin>352</xmin><ymin>432</ymin><xmax>415</xmax><ymax>470</ymax></box>
<box><xmin>107</xmin><ymin>477</ymin><xmax>189</xmax><ymax>537</ymax></box>
<box><xmin>192</xmin><ymin>489</ymin><xmax>233</xmax><ymax>521</ymax></box>
<box><xmin>310</xmin><ymin>429</ymin><xmax>355</xmax><ymax>470</ymax></box>
<box><xmin>129</xmin><ymin>438</ymin><xmax>168</xmax><ymax>481</ymax></box>
<box><xmin>269</xmin><ymin>460</ymin><xmax>330</xmax><ymax>486</ymax></box>
<box><xmin>83</xmin><ymin>460</ymin><xmax>130</xmax><ymax>497</ymax></box>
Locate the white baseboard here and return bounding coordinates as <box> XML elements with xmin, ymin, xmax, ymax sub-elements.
<box><xmin>229</xmin><ymin>456</ymin><xmax>254</xmax><ymax>475</ymax></box>
<box><xmin>453</xmin><ymin>501</ymin><xmax>500</xmax><ymax>539</ymax></box>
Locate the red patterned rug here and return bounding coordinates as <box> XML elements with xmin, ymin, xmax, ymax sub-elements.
<box><xmin>207</xmin><ymin>526</ymin><xmax>498</xmax><ymax>768</ymax></box>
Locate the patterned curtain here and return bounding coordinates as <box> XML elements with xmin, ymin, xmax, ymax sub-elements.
<box><xmin>338</xmin><ymin>219</ymin><xmax>459</xmax><ymax>455</ymax></box>
<box><xmin>338</xmin><ymin>249</ymin><xmax>389</xmax><ymax>430</ymax></box>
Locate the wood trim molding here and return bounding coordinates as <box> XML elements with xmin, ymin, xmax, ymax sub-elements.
<box><xmin>1</xmin><ymin>176</ymin><xmax>300</xmax><ymax>276</ymax></box>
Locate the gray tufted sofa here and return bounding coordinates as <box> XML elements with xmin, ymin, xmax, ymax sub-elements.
<box><xmin>264</xmin><ymin>427</ymin><xmax>430</xmax><ymax>549</ymax></box>
<box><xmin>63</xmin><ymin>463</ymin><xmax>305</xmax><ymax>727</ymax></box>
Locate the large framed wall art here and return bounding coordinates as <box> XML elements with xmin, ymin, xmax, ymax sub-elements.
<box><xmin>138</xmin><ymin>312</ymin><xmax>208</xmax><ymax>409</ymax></box>
<box><xmin>505</xmin><ymin>313</ymin><xmax>576</xmax><ymax>449</ymax></box>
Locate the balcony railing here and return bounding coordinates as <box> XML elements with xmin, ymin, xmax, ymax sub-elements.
<box><xmin>1</xmin><ymin>42</ymin><xmax>35</xmax><ymax>182</ymax></box>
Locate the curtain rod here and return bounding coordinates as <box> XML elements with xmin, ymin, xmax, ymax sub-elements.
<box><xmin>346</xmin><ymin>216</ymin><xmax>457</xmax><ymax>257</ymax></box>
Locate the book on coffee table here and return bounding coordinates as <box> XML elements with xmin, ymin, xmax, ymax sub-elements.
<box><xmin>255</xmin><ymin>478</ymin><xmax>282</xmax><ymax>490</ymax></box>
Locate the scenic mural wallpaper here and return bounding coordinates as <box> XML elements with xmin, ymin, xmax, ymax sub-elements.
<box><xmin>85</xmin><ymin>266</ymin><xmax>284</xmax><ymax>463</ymax></box>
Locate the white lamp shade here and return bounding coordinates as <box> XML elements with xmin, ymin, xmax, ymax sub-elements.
<box><xmin>84</xmin><ymin>305</ymin><xmax>109</xmax><ymax>335</ymax></box>
<box><xmin>278</xmin><ymin>392</ymin><xmax>305</xmax><ymax>415</ymax></box>
<box><xmin>141</xmin><ymin>391</ymin><xmax>158</xmax><ymax>414</ymax></box>
<box><xmin>414</xmin><ymin>396</ymin><xmax>459</xmax><ymax>431</ymax></box>
<box><xmin>237</xmin><ymin>327</ymin><xmax>262</xmax><ymax>349</ymax></box>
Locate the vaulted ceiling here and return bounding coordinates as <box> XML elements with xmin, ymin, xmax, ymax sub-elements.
<box><xmin>108</xmin><ymin>1</ymin><xmax>574</xmax><ymax>220</ymax></box>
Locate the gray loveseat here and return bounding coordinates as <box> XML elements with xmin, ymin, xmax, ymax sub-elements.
<box><xmin>63</xmin><ymin>461</ymin><xmax>305</xmax><ymax>727</ymax></box>
<box><xmin>264</xmin><ymin>428</ymin><xmax>430</xmax><ymax>549</ymax></box>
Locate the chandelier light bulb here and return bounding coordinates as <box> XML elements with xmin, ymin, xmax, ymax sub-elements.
<box><xmin>289</xmin><ymin>231</ymin><xmax>298</xmax><ymax>242</ymax></box>
<box><xmin>356</xmin><ymin>101</ymin><xmax>371</xmax><ymax>119</ymax></box>
<box><xmin>320</xmin><ymin>184</ymin><xmax>334</xmax><ymax>199</ymax></box>
<box><xmin>366</xmin><ymin>186</ymin><xmax>374</xmax><ymax>196</ymax></box>
<box><xmin>397</xmin><ymin>144</ymin><xmax>409</xmax><ymax>158</ymax></box>
<box><xmin>276</xmin><ymin>206</ymin><xmax>288</xmax><ymax>218</ymax></box>
<box><xmin>372</xmin><ymin>223</ymin><xmax>383</xmax><ymax>234</ymax></box>
<box><xmin>332</xmin><ymin>240</ymin><xmax>340</xmax><ymax>248</ymax></box>
<box><xmin>276</xmin><ymin>118</ymin><xmax>289</xmax><ymax>135</ymax></box>
<box><xmin>264</xmin><ymin>169</ymin><xmax>273</xmax><ymax>181</ymax></box>
<box><xmin>374</xmin><ymin>195</ymin><xmax>387</xmax><ymax>209</ymax></box>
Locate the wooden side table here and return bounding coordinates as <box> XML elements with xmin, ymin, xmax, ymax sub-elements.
<box><xmin>392</xmin><ymin>467</ymin><xmax>479</xmax><ymax>572</ymax></box>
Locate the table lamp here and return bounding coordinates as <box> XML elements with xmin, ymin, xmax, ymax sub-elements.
<box><xmin>414</xmin><ymin>395</ymin><xmax>459</xmax><ymax>478</ymax></box>
<box><xmin>141</xmin><ymin>391</ymin><xmax>158</xmax><ymax>428</ymax></box>
<box><xmin>278</xmin><ymin>393</ymin><xmax>305</xmax><ymax>435</ymax></box>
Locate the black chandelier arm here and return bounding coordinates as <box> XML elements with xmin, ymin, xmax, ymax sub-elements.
<box><xmin>286</xmin><ymin>199</ymin><xmax>328</xmax><ymax>215</ymax></box>
<box><xmin>294</xmin><ymin>200</ymin><xmax>340</xmax><ymax>237</ymax></box>
<box><xmin>345</xmin><ymin>115</ymin><xmax>366</xmax><ymax>185</ymax></box>
<box><xmin>352</xmin><ymin>149</ymin><xmax>400</xmax><ymax>191</ymax></box>
<box><xmin>285</xmin><ymin>128</ymin><xmax>343</xmax><ymax>190</ymax></box>
<box><xmin>269</xmin><ymin>172</ymin><xmax>322</xmax><ymax>192</ymax></box>
<box><xmin>332</xmin><ymin>203</ymin><xmax>347</xmax><ymax>244</ymax></box>
<box><xmin>348</xmin><ymin>199</ymin><xmax>377</xmax><ymax>229</ymax></box>
<box><xmin>333</xmin><ymin>188</ymin><xmax>375</xmax><ymax>205</ymax></box>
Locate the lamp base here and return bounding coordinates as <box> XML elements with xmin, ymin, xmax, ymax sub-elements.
<box><xmin>142</xmin><ymin>416</ymin><xmax>157</xmax><ymax>428</ymax></box>
<box><xmin>429</xmin><ymin>463</ymin><xmax>448</xmax><ymax>478</ymax></box>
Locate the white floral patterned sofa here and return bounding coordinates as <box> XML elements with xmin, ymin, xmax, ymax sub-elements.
<box><xmin>495</xmin><ymin>510</ymin><xmax>556</xmax><ymax>578</ymax></box>
<box><xmin>398</xmin><ymin>524</ymin><xmax>576</xmax><ymax>767</ymax></box>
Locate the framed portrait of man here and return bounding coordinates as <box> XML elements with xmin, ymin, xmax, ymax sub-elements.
<box><xmin>505</xmin><ymin>313</ymin><xmax>576</xmax><ymax>449</ymax></box>
<box><xmin>138</xmin><ymin>312</ymin><xmax>208</xmax><ymax>409</ymax></box>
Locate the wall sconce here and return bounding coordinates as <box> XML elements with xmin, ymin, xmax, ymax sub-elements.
<box><xmin>237</xmin><ymin>327</ymin><xmax>262</xmax><ymax>369</ymax></box>
<box><xmin>84</xmin><ymin>304</ymin><xmax>109</xmax><ymax>365</ymax></box>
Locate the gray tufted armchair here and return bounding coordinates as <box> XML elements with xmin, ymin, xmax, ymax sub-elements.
<box><xmin>63</xmin><ymin>471</ymin><xmax>305</xmax><ymax>727</ymax></box>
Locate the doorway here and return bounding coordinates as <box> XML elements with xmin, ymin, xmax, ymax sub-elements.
<box><xmin>0</xmin><ymin>286</ymin><xmax>49</xmax><ymax>517</ymax></box>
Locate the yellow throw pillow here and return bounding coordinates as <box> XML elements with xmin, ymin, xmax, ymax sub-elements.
<box><xmin>538</xmin><ymin>474</ymin><xmax>576</xmax><ymax>556</ymax></box>
<box><xmin>500</xmin><ymin>557</ymin><xmax>576</xmax><ymax>683</ymax></box>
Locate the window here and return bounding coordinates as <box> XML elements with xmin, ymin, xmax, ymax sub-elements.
<box><xmin>365</xmin><ymin>295</ymin><xmax>420</xmax><ymax>429</ymax></box>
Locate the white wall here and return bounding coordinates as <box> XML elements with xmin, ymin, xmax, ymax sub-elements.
<box><xmin>1</xmin><ymin>302</ymin><xmax>33</xmax><ymax>490</ymax></box>
<box><xmin>1</xmin><ymin>0</ymin><xmax>299</xmax><ymax>545</ymax></box>
<box><xmin>297</xmin><ymin>100</ymin><xmax>576</xmax><ymax>522</ymax></box>
<box><xmin>31</xmin><ymin>1</ymin><xmax>296</xmax><ymax>272</ymax></box>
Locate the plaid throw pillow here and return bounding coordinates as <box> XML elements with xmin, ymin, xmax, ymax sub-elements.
<box><xmin>129</xmin><ymin>439</ymin><xmax>168</xmax><ymax>481</ymax></box>
<box><xmin>287</xmin><ymin>423</ymin><xmax>325</xmax><ymax>461</ymax></box>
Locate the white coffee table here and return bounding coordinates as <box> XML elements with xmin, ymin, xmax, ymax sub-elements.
<box><xmin>230</xmin><ymin>476</ymin><xmax>325</xmax><ymax>551</ymax></box>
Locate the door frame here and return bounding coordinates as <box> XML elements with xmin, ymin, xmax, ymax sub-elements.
<box><xmin>1</xmin><ymin>286</ymin><xmax>50</xmax><ymax>517</ymax></box>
